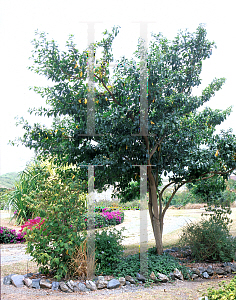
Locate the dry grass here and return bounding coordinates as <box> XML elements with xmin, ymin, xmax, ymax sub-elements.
<box><xmin>69</xmin><ymin>238</ymin><xmax>97</xmax><ymax>280</ymax></box>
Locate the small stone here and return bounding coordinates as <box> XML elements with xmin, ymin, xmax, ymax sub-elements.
<box><xmin>136</xmin><ymin>273</ymin><xmax>146</xmax><ymax>283</ymax></box>
<box><xmin>51</xmin><ymin>281</ymin><xmax>60</xmax><ymax>291</ymax></box>
<box><xmin>224</xmin><ymin>266</ymin><xmax>232</xmax><ymax>273</ymax></box>
<box><xmin>96</xmin><ymin>277</ymin><xmax>108</xmax><ymax>289</ymax></box>
<box><xmin>173</xmin><ymin>268</ymin><xmax>184</xmax><ymax>281</ymax></box>
<box><xmin>214</xmin><ymin>268</ymin><xmax>226</xmax><ymax>275</ymax></box>
<box><xmin>202</xmin><ymin>272</ymin><xmax>209</xmax><ymax>279</ymax></box>
<box><xmin>59</xmin><ymin>282</ymin><xmax>73</xmax><ymax>293</ymax></box>
<box><xmin>231</xmin><ymin>265</ymin><xmax>236</xmax><ymax>272</ymax></box>
<box><xmin>86</xmin><ymin>280</ymin><xmax>97</xmax><ymax>291</ymax></box>
<box><xmin>23</xmin><ymin>273</ymin><xmax>34</xmax><ymax>278</ymax></box>
<box><xmin>107</xmin><ymin>278</ymin><xmax>120</xmax><ymax>289</ymax></box>
<box><xmin>191</xmin><ymin>274</ymin><xmax>199</xmax><ymax>280</ymax></box>
<box><xmin>40</xmin><ymin>279</ymin><xmax>52</xmax><ymax>289</ymax></box>
<box><xmin>23</xmin><ymin>277</ymin><xmax>32</xmax><ymax>288</ymax></box>
<box><xmin>157</xmin><ymin>273</ymin><xmax>168</xmax><ymax>283</ymax></box>
<box><xmin>119</xmin><ymin>277</ymin><xmax>126</xmax><ymax>286</ymax></box>
<box><xmin>125</xmin><ymin>275</ymin><xmax>136</xmax><ymax>284</ymax></box>
<box><xmin>11</xmin><ymin>275</ymin><xmax>25</xmax><ymax>288</ymax></box>
<box><xmin>32</xmin><ymin>278</ymin><xmax>41</xmax><ymax>289</ymax></box>
<box><xmin>126</xmin><ymin>280</ymin><xmax>131</xmax><ymax>286</ymax></box>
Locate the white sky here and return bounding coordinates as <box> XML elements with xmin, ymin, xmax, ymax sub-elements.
<box><xmin>0</xmin><ymin>0</ymin><xmax>235</xmax><ymax>175</ymax></box>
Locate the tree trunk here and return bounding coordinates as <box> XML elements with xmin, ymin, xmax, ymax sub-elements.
<box><xmin>148</xmin><ymin>175</ymin><xmax>163</xmax><ymax>255</ymax></box>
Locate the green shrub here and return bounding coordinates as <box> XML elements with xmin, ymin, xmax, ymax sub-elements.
<box><xmin>113</xmin><ymin>249</ymin><xmax>191</xmax><ymax>280</ymax></box>
<box><xmin>204</xmin><ymin>276</ymin><xmax>236</xmax><ymax>299</ymax></box>
<box><xmin>118</xmin><ymin>180</ymin><xmax>140</xmax><ymax>203</ymax></box>
<box><xmin>179</xmin><ymin>218</ymin><xmax>236</xmax><ymax>262</ymax></box>
<box><xmin>95</xmin><ymin>227</ymin><xmax>126</xmax><ymax>275</ymax></box>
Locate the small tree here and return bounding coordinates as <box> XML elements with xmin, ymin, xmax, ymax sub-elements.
<box><xmin>14</xmin><ymin>25</ymin><xmax>236</xmax><ymax>254</ymax></box>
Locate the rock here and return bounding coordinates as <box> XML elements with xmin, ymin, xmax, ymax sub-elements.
<box><xmin>51</xmin><ymin>281</ymin><xmax>60</xmax><ymax>291</ymax></box>
<box><xmin>224</xmin><ymin>266</ymin><xmax>232</xmax><ymax>273</ymax></box>
<box><xmin>192</xmin><ymin>268</ymin><xmax>201</xmax><ymax>276</ymax></box>
<box><xmin>40</xmin><ymin>279</ymin><xmax>52</xmax><ymax>289</ymax></box>
<box><xmin>191</xmin><ymin>274</ymin><xmax>199</xmax><ymax>280</ymax></box>
<box><xmin>96</xmin><ymin>277</ymin><xmax>108</xmax><ymax>289</ymax></box>
<box><xmin>59</xmin><ymin>282</ymin><xmax>73</xmax><ymax>293</ymax></box>
<box><xmin>125</xmin><ymin>275</ymin><xmax>136</xmax><ymax>284</ymax></box>
<box><xmin>107</xmin><ymin>278</ymin><xmax>120</xmax><ymax>289</ymax></box>
<box><xmin>173</xmin><ymin>268</ymin><xmax>184</xmax><ymax>280</ymax></box>
<box><xmin>202</xmin><ymin>272</ymin><xmax>209</xmax><ymax>279</ymax></box>
<box><xmin>23</xmin><ymin>273</ymin><xmax>34</xmax><ymax>278</ymax></box>
<box><xmin>66</xmin><ymin>280</ymin><xmax>74</xmax><ymax>291</ymax></box>
<box><xmin>206</xmin><ymin>266</ymin><xmax>214</xmax><ymax>276</ymax></box>
<box><xmin>74</xmin><ymin>282</ymin><xmax>90</xmax><ymax>292</ymax></box>
<box><xmin>150</xmin><ymin>271</ymin><xmax>157</xmax><ymax>282</ymax></box>
<box><xmin>86</xmin><ymin>280</ymin><xmax>97</xmax><ymax>291</ymax></box>
<box><xmin>3</xmin><ymin>274</ymin><xmax>15</xmax><ymax>285</ymax></box>
<box><xmin>126</xmin><ymin>280</ymin><xmax>131</xmax><ymax>286</ymax></box>
<box><xmin>23</xmin><ymin>277</ymin><xmax>32</xmax><ymax>288</ymax></box>
<box><xmin>198</xmin><ymin>267</ymin><xmax>206</xmax><ymax>274</ymax></box>
<box><xmin>231</xmin><ymin>265</ymin><xmax>236</xmax><ymax>272</ymax></box>
<box><xmin>11</xmin><ymin>275</ymin><xmax>25</xmax><ymax>288</ymax></box>
<box><xmin>214</xmin><ymin>268</ymin><xmax>226</xmax><ymax>275</ymax></box>
<box><xmin>32</xmin><ymin>278</ymin><xmax>41</xmax><ymax>289</ymax></box>
<box><xmin>157</xmin><ymin>273</ymin><xmax>168</xmax><ymax>283</ymax></box>
<box><xmin>169</xmin><ymin>272</ymin><xmax>175</xmax><ymax>280</ymax></box>
<box><xmin>119</xmin><ymin>277</ymin><xmax>126</xmax><ymax>286</ymax></box>
<box><xmin>136</xmin><ymin>273</ymin><xmax>146</xmax><ymax>283</ymax></box>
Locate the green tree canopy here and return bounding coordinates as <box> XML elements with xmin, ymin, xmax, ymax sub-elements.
<box><xmin>14</xmin><ymin>25</ymin><xmax>236</xmax><ymax>254</ymax></box>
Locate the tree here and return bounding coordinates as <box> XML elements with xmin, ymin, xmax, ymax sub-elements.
<box><xmin>14</xmin><ymin>26</ymin><xmax>236</xmax><ymax>254</ymax></box>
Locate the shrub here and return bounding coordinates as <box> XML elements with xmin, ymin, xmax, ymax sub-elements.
<box><xmin>95</xmin><ymin>227</ymin><xmax>126</xmax><ymax>275</ymax></box>
<box><xmin>113</xmin><ymin>249</ymin><xmax>190</xmax><ymax>280</ymax></box>
<box><xmin>0</xmin><ymin>226</ymin><xmax>26</xmax><ymax>244</ymax></box>
<box><xmin>179</xmin><ymin>218</ymin><xmax>236</xmax><ymax>262</ymax></box>
<box><xmin>204</xmin><ymin>276</ymin><xmax>236</xmax><ymax>299</ymax></box>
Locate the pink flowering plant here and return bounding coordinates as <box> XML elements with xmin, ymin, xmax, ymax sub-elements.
<box><xmin>0</xmin><ymin>226</ymin><xmax>26</xmax><ymax>244</ymax></box>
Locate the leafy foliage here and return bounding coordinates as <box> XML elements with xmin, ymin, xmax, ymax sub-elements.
<box><xmin>113</xmin><ymin>249</ymin><xmax>190</xmax><ymax>280</ymax></box>
<box><xmin>95</xmin><ymin>227</ymin><xmax>125</xmax><ymax>275</ymax></box>
<box><xmin>13</xmin><ymin>25</ymin><xmax>236</xmax><ymax>254</ymax></box>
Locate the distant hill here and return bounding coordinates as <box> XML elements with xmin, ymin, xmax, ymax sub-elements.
<box><xmin>0</xmin><ymin>172</ymin><xmax>19</xmax><ymax>189</ymax></box>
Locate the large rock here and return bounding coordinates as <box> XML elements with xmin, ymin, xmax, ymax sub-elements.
<box><xmin>32</xmin><ymin>279</ymin><xmax>41</xmax><ymax>289</ymax></box>
<box><xmin>51</xmin><ymin>281</ymin><xmax>60</xmax><ymax>291</ymax></box>
<box><xmin>206</xmin><ymin>266</ymin><xmax>214</xmax><ymax>276</ymax></box>
<box><xmin>119</xmin><ymin>277</ymin><xmax>126</xmax><ymax>286</ymax></box>
<box><xmin>136</xmin><ymin>273</ymin><xmax>146</xmax><ymax>283</ymax></box>
<box><xmin>23</xmin><ymin>277</ymin><xmax>32</xmax><ymax>288</ymax></box>
<box><xmin>66</xmin><ymin>280</ymin><xmax>75</xmax><ymax>291</ymax></box>
<box><xmin>74</xmin><ymin>282</ymin><xmax>90</xmax><ymax>292</ymax></box>
<box><xmin>11</xmin><ymin>275</ymin><xmax>25</xmax><ymax>288</ymax></box>
<box><xmin>107</xmin><ymin>279</ymin><xmax>120</xmax><ymax>289</ymax></box>
<box><xmin>192</xmin><ymin>268</ymin><xmax>201</xmax><ymax>276</ymax></box>
<box><xmin>191</xmin><ymin>274</ymin><xmax>199</xmax><ymax>280</ymax></box>
<box><xmin>202</xmin><ymin>272</ymin><xmax>209</xmax><ymax>279</ymax></box>
<box><xmin>150</xmin><ymin>271</ymin><xmax>157</xmax><ymax>282</ymax></box>
<box><xmin>96</xmin><ymin>276</ymin><xmax>108</xmax><ymax>289</ymax></box>
<box><xmin>59</xmin><ymin>282</ymin><xmax>73</xmax><ymax>293</ymax></box>
<box><xmin>157</xmin><ymin>273</ymin><xmax>168</xmax><ymax>283</ymax></box>
<box><xmin>3</xmin><ymin>274</ymin><xmax>16</xmax><ymax>285</ymax></box>
<box><xmin>125</xmin><ymin>275</ymin><xmax>136</xmax><ymax>284</ymax></box>
<box><xmin>224</xmin><ymin>266</ymin><xmax>232</xmax><ymax>274</ymax></box>
<box><xmin>86</xmin><ymin>280</ymin><xmax>97</xmax><ymax>291</ymax></box>
<box><xmin>214</xmin><ymin>268</ymin><xmax>226</xmax><ymax>275</ymax></box>
<box><xmin>173</xmin><ymin>268</ymin><xmax>184</xmax><ymax>280</ymax></box>
<box><xmin>40</xmin><ymin>279</ymin><xmax>52</xmax><ymax>289</ymax></box>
